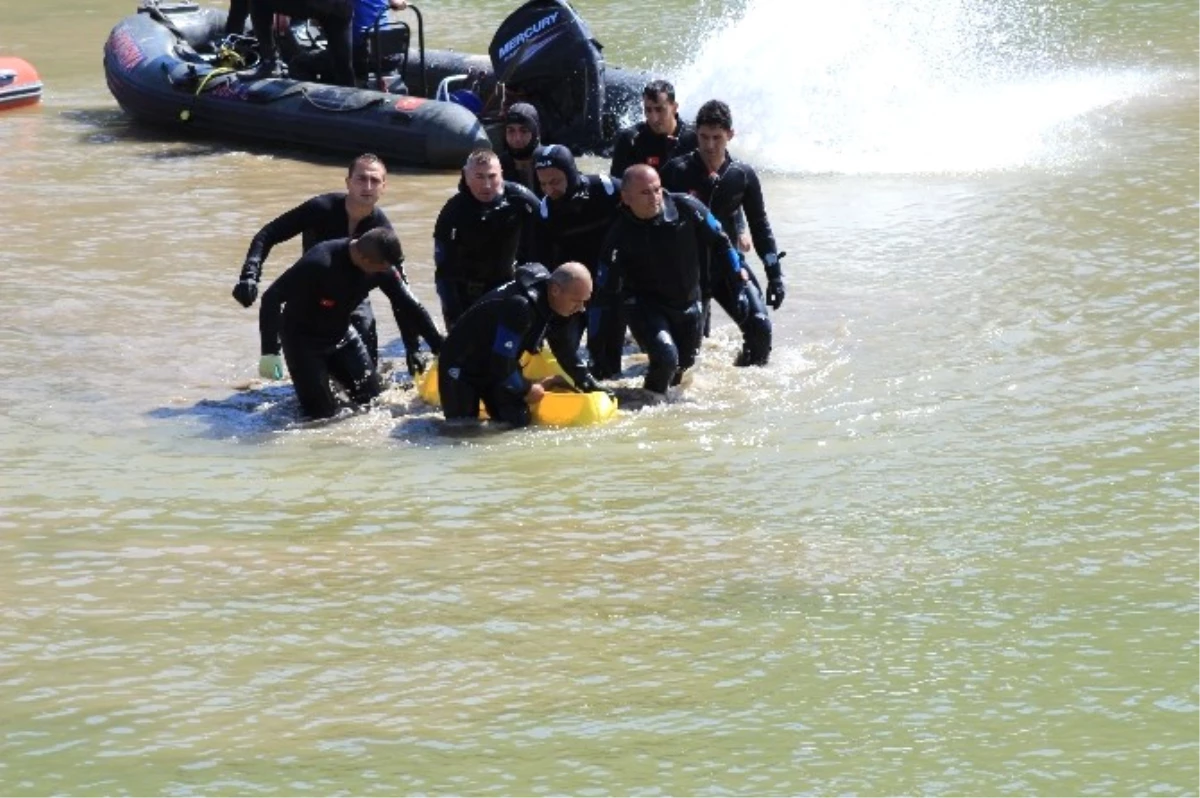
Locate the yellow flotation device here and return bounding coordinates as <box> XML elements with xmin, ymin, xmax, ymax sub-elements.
<box><xmin>415</xmin><ymin>348</ymin><xmax>618</xmax><ymax>426</ymax></box>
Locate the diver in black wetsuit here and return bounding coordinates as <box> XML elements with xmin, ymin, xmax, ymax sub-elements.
<box><xmin>231</xmin><ymin>153</ymin><xmax>442</xmax><ymax>375</ymax></box>
<box><xmin>433</xmin><ymin>149</ymin><xmax>541</xmax><ymax>329</ymax></box>
<box><xmin>597</xmin><ymin>165</ymin><xmax>749</xmax><ymax>399</ymax></box>
<box><xmin>437</xmin><ymin>262</ymin><xmax>600</xmax><ymax>428</ymax></box>
<box><xmin>258</xmin><ymin>228</ymin><xmax>415</xmax><ymax>419</ymax></box>
<box><xmin>661</xmin><ymin>100</ymin><xmax>782</xmax><ymax>367</ymax></box>
<box><xmin>531</xmin><ymin>144</ymin><xmax>625</xmax><ymax>379</ymax></box>
<box><xmin>229</xmin><ymin>0</ymin><xmax>355</xmax><ymax>85</ymax></box>
<box><xmin>498</xmin><ymin>103</ymin><xmax>543</xmax><ymax>198</ymax></box>
<box><xmin>609</xmin><ymin>80</ymin><xmax>698</xmax><ymax>178</ymax></box>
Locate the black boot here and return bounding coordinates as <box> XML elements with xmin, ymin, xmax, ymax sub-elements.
<box><xmin>238</xmin><ymin>59</ymin><xmax>281</xmax><ymax>81</ymax></box>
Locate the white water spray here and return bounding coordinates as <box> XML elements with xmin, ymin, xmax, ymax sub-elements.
<box><xmin>671</xmin><ymin>0</ymin><xmax>1159</xmax><ymax>174</ymax></box>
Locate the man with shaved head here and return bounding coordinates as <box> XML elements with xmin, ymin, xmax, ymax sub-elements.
<box><xmin>437</xmin><ymin>262</ymin><xmax>602</xmax><ymax>428</ymax></box>
<box><xmin>596</xmin><ymin>165</ymin><xmax>750</xmax><ymax>401</ymax></box>
<box><xmin>433</xmin><ymin>149</ymin><xmax>541</xmax><ymax>329</ymax></box>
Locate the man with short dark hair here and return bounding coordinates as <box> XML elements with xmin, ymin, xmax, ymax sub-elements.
<box><xmin>257</xmin><ymin>227</ymin><xmax>413</xmax><ymax>419</ymax></box>
<box><xmin>433</xmin><ymin>149</ymin><xmax>541</xmax><ymax>328</ymax></box>
<box><xmin>437</xmin><ymin>262</ymin><xmax>601</xmax><ymax>428</ymax></box>
<box><xmin>231</xmin><ymin>153</ymin><xmax>442</xmax><ymax>375</ymax></box>
<box><xmin>662</xmin><ymin>99</ymin><xmax>782</xmax><ymax>366</ymax></box>
<box><xmin>608</xmin><ymin>79</ymin><xmax>698</xmax><ymax>178</ymax></box>
<box><xmin>597</xmin><ymin>165</ymin><xmax>748</xmax><ymax>400</ymax></box>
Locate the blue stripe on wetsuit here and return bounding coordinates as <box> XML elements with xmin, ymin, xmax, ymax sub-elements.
<box><xmin>704</xmin><ymin>210</ymin><xmax>741</xmax><ymax>275</ymax></box>
<box><xmin>493</xmin><ymin>324</ymin><xmax>522</xmax><ymax>357</ymax></box>
<box><xmin>502</xmin><ymin>369</ymin><xmax>527</xmax><ymax>393</ymax></box>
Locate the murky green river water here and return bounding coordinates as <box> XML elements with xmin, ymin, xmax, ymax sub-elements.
<box><xmin>0</xmin><ymin>0</ymin><xmax>1196</xmax><ymax>794</ymax></box>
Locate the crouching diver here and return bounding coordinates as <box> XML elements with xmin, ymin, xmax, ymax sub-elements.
<box><xmin>232</xmin><ymin>153</ymin><xmax>442</xmax><ymax>375</ymax></box>
<box><xmin>433</xmin><ymin>149</ymin><xmax>541</xmax><ymax>329</ymax></box>
<box><xmin>437</xmin><ymin>262</ymin><xmax>601</xmax><ymax>428</ymax></box>
<box><xmin>597</xmin><ymin>165</ymin><xmax>749</xmax><ymax>400</ymax></box>
<box><xmin>258</xmin><ymin>228</ymin><xmax>427</xmax><ymax>420</ymax></box>
<box><xmin>531</xmin><ymin>144</ymin><xmax>625</xmax><ymax>379</ymax></box>
<box><xmin>661</xmin><ymin>99</ymin><xmax>781</xmax><ymax>366</ymax></box>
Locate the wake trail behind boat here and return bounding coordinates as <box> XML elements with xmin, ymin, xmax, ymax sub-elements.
<box><xmin>671</xmin><ymin>0</ymin><xmax>1167</xmax><ymax>174</ymax></box>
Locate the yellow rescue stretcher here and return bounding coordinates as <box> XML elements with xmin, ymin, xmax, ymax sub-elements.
<box><xmin>416</xmin><ymin>348</ymin><xmax>618</xmax><ymax>427</ymax></box>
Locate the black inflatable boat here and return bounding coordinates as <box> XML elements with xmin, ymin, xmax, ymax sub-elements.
<box><xmin>103</xmin><ymin>0</ymin><xmax>650</xmax><ymax>169</ymax></box>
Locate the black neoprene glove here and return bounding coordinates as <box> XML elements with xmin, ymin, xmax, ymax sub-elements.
<box><xmin>232</xmin><ymin>259</ymin><xmax>262</xmax><ymax>308</ymax></box>
<box><xmin>575</xmin><ymin>372</ymin><xmax>601</xmax><ymax>393</ymax></box>
<box><xmin>232</xmin><ymin>279</ymin><xmax>258</xmax><ymax>307</ymax></box>
<box><xmin>405</xmin><ymin>349</ymin><xmax>430</xmax><ymax>376</ymax></box>
<box><xmin>764</xmin><ymin>251</ymin><xmax>786</xmax><ymax>310</ymax></box>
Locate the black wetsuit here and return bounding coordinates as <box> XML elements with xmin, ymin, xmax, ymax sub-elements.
<box><xmin>596</xmin><ymin>193</ymin><xmax>744</xmax><ymax>393</ymax></box>
<box><xmin>432</xmin><ymin>180</ymin><xmax>540</xmax><ymax>329</ymax></box>
<box><xmin>661</xmin><ymin>151</ymin><xmax>775</xmax><ymax>365</ymax></box>
<box><xmin>237</xmin><ymin>191</ymin><xmax>442</xmax><ymax>364</ymax></box>
<box><xmin>499</xmin><ymin>152</ymin><xmax>543</xmax><ymax>199</ymax></box>
<box><xmin>239</xmin><ymin>0</ymin><xmax>355</xmax><ymax>85</ymax></box>
<box><xmin>533</xmin><ymin>173</ymin><xmax>624</xmax><ymax>378</ymax></box>
<box><xmin>608</xmin><ymin>116</ymin><xmax>698</xmax><ymax>178</ymax></box>
<box><xmin>259</xmin><ymin>239</ymin><xmax>421</xmax><ymax>418</ymax></box>
<box><xmin>437</xmin><ymin>264</ymin><xmax>592</xmax><ymax>428</ymax></box>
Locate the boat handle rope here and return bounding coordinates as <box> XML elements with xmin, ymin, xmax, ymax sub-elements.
<box><xmin>299</xmin><ymin>87</ymin><xmax>385</xmax><ymax>113</ymax></box>
<box><xmin>179</xmin><ymin>41</ymin><xmax>249</xmax><ymax>122</ymax></box>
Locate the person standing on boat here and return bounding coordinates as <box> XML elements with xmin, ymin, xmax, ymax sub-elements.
<box><xmin>437</xmin><ymin>262</ymin><xmax>601</xmax><ymax>428</ymax></box>
<box><xmin>499</xmin><ymin>103</ymin><xmax>543</xmax><ymax>198</ymax></box>
<box><xmin>352</xmin><ymin>0</ymin><xmax>407</xmax><ymax>42</ymax></box>
<box><xmin>257</xmin><ymin>228</ymin><xmax>410</xmax><ymax>419</ymax></box>
<box><xmin>596</xmin><ymin>165</ymin><xmax>748</xmax><ymax>401</ymax></box>
<box><xmin>433</xmin><ymin>149</ymin><xmax>541</xmax><ymax>329</ymax></box>
<box><xmin>232</xmin><ymin>0</ymin><xmax>356</xmax><ymax>85</ymax></box>
<box><xmin>290</xmin><ymin>0</ymin><xmax>407</xmax><ymax>84</ymax></box>
<box><xmin>232</xmin><ymin>153</ymin><xmax>442</xmax><ymax>375</ymax></box>
<box><xmin>661</xmin><ymin>99</ymin><xmax>779</xmax><ymax>367</ymax></box>
<box><xmin>608</xmin><ymin>80</ymin><xmax>698</xmax><ymax>178</ymax></box>
<box><xmin>531</xmin><ymin>144</ymin><xmax>625</xmax><ymax>379</ymax></box>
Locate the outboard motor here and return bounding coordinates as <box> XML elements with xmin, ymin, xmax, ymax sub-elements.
<box><xmin>488</xmin><ymin>0</ymin><xmax>605</xmax><ymax>152</ymax></box>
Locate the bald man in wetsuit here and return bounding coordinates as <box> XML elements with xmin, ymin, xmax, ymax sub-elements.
<box><xmin>437</xmin><ymin>262</ymin><xmax>601</xmax><ymax>428</ymax></box>
<box><xmin>597</xmin><ymin>165</ymin><xmax>748</xmax><ymax>401</ymax></box>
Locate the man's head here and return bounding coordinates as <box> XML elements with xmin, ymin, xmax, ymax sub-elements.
<box><xmin>350</xmin><ymin>227</ymin><xmax>402</xmax><ymax>274</ymax></box>
<box><xmin>695</xmin><ymin>99</ymin><xmax>734</xmax><ymax>166</ymax></box>
<box><xmin>620</xmin><ymin>164</ymin><xmax>663</xmax><ymax>220</ymax></box>
<box><xmin>463</xmin><ymin>148</ymin><xmax>503</xmax><ymax>203</ymax></box>
<box><xmin>547</xmin><ymin>261</ymin><xmax>593</xmax><ymax>317</ymax></box>
<box><xmin>642</xmin><ymin>79</ymin><xmax>679</xmax><ymax>137</ymax></box>
<box><xmin>345</xmin><ymin>153</ymin><xmax>387</xmax><ymax>208</ymax></box>
<box><xmin>503</xmin><ymin>102</ymin><xmax>541</xmax><ymax>160</ymax></box>
<box><xmin>534</xmin><ymin>144</ymin><xmax>579</xmax><ymax>201</ymax></box>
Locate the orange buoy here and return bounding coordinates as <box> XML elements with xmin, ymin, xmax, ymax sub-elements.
<box><xmin>0</xmin><ymin>56</ymin><xmax>43</xmax><ymax>110</ymax></box>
